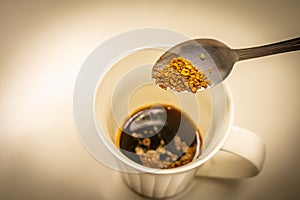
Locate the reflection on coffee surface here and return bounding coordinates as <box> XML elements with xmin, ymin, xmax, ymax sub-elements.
<box><xmin>116</xmin><ymin>104</ymin><xmax>202</xmax><ymax>169</ymax></box>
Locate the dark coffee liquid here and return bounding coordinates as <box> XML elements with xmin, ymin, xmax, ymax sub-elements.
<box><xmin>117</xmin><ymin>104</ymin><xmax>202</xmax><ymax>169</ymax></box>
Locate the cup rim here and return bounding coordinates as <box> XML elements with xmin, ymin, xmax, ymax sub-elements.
<box><xmin>74</xmin><ymin>28</ymin><xmax>234</xmax><ymax>174</ymax></box>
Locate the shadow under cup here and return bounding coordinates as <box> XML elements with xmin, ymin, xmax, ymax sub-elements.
<box><xmin>93</xmin><ymin>48</ymin><xmax>232</xmax><ymax>175</ymax></box>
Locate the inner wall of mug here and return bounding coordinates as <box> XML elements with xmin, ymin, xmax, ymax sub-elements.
<box><xmin>94</xmin><ymin>48</ymin><xmax>229</xmax><ymax>172</ymax></box>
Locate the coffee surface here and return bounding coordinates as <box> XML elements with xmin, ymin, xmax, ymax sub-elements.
<box><xmin>117</xmin><ymin>104</ymin><xmax>202</xmax><ymax>169</ymax></box>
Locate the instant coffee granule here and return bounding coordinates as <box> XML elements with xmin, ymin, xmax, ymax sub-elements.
<box><xmin>152</xmin><ymin>57</ymin><xmax>211</xmax><ymax>93</ymax></box>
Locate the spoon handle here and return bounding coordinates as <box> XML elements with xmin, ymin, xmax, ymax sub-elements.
<box><xmin>235</xmin><ymin>37</ymin><xmax>300</xmax><ymax>61</ymax></box>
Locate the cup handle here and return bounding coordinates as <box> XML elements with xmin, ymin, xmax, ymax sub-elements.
<box><xmin>196</xmin><ymin>126</ymin><xmax>266</xmax><ymax>179</ymax></box>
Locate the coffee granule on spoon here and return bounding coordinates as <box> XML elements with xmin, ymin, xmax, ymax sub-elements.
<box><xmin>152</xmin><ymin>57</ymin><xmax>211</xmax><ymax>93</ymax></box>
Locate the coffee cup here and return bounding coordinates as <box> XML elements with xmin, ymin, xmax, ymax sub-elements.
<box><xmin>73</xmin><ymin>28</ymin><xmax>265</xmax><ymax>198</ymax></box>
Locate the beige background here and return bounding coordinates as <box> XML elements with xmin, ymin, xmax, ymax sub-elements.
<box><xmin>0</xmin><ymin>0</ymin><xmax>299</xmax><ymax>199</ymax></box>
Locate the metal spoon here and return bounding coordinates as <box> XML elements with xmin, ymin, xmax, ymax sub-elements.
<box><xmin>152</xmin><ymin>37</ymin><xmax>300</xmax><ymax>92</ymax></box>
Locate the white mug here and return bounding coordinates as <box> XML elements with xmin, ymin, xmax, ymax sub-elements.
<box><xmin>73</xmin><ymin>28</ymin><xmax>266</xmax><ymax>199</ymax></box>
